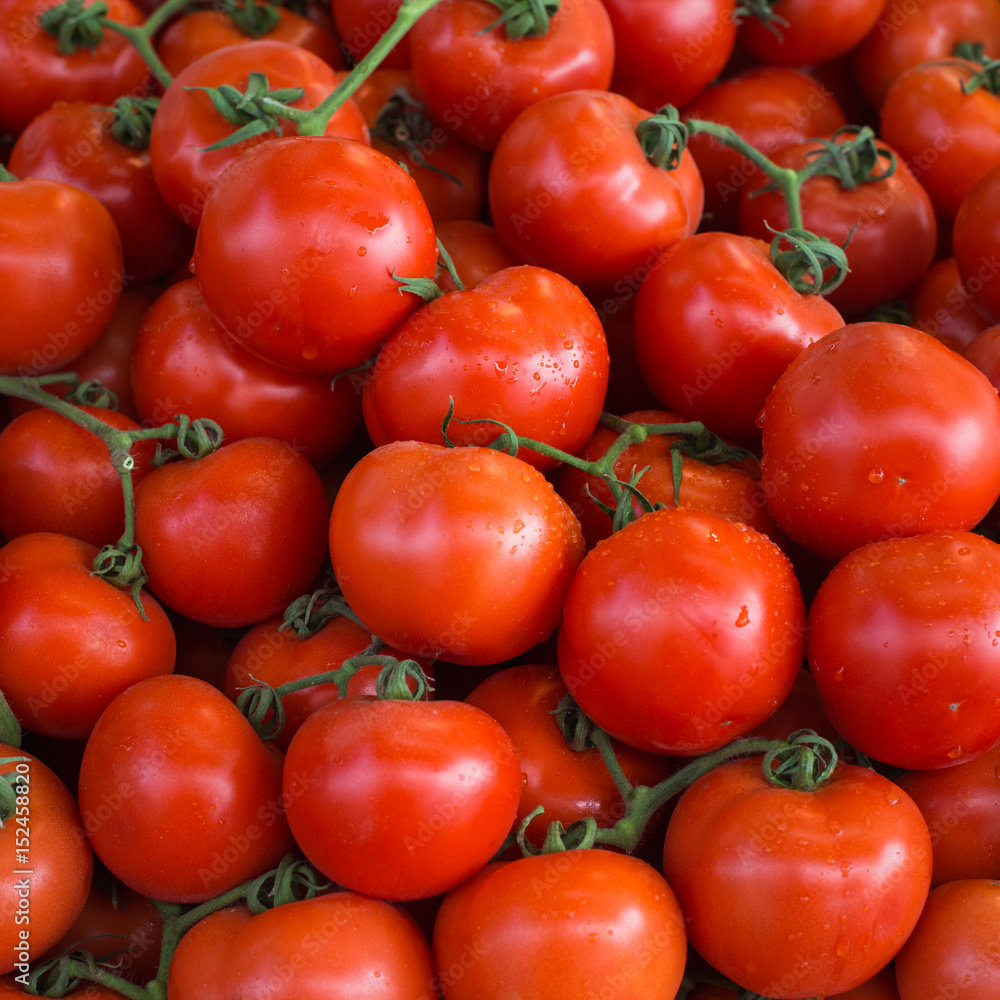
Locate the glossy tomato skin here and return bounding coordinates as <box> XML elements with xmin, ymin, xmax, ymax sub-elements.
<box><xmin>193</xmin><ymin>135</ymin><xmax>438</xmax><ymax>375</ymax></box>
<box><xmin>0</xmin><ymin>533</ymin><xmax>176</xmax><ymax>739</ymax></box>
<box><xmin>0</xmin><ymin>746</ymin><xmax>93</xmax><ymax>973</ymax></box>
<box><xmin>77</xmin><ymin>674</ymin><xmax>295</xmax><ymax>904</ymax></box>
<box><xmin>362</xmin><ymin>266</ymin><xmax>609</xmax><ymax>469</ymax></box>
<box><xmin>333</xmin><ymin>0</ymin><xmax>409</xmax><ymax>69</ymax></box>
<box><xmin>558</xmin><ymin>506</ymin><xmax>805</xmax><ymax>756</ymax></box>
<box><xmin>168</xmin><ymin>896</ymin><xmax>435</xmax><ymax>1000</ymax></box>
<box><xmin>489</xmin><ymin>90</ymin><xmax>703</xmax><ymax>292</ymax></box>
<box><xmin>432</xmin><ymin>851</ymin><xmax>687</xmax><ymax>1000</ymax></box>
<box><xmin>283</xmin><ymin>696</ymin><xmax>521</xmax><ymax>900</ymax></box>
<box><xmin>133</xmin><ymin>437</ymin><xmax>329</xmax><ymax>628</ymax></box>
<box><xmin>907</xmin><ymin>258</ymin><xmax>991</xmax><ymax>353</ymax></box>
<box><xmin>808</xmin><ymin>530</ymin><xmax>1000</xmax><ymax>770</ymax></box>
<box><xmin>953</xmin><ymin>163</ymin><xmax>1000</xmax><ymax>324</ymax></box>
<box><xmin>663</xmin><ymin>758</ymin><xmax>932</xmax><ymax>998</ymax></box>
<box><xmin>434</xmin><ymin>218</ymin><xmax>520</xmax><ymax>291</ymax></box>
<box><xmin>632</xmin><ymin>232</ymin><xmax>845</xmax><ymax>441</ymax></box>
<box><xmin>760</xmin><ymin>322</ymin><xmax>1000</xmax><ymax>562</ymax></box>
<box><xmin>130</xmin><ymin>278</ymin><xmax>362</xmax><ymax>467</ymax></box>
<box><xmin>329</xmin><ymin>441</ymin><xmax>584</xmax><ymax>665</ymax></box>
<box><xmin>1</xmin><ymin>176</ymin><xmax>123</xmax><ymax>377</ymax></box>
<box><xmin>408</xmin><ymin>0</ymin><xmax>614</xmax><ymax>151</ymax></box>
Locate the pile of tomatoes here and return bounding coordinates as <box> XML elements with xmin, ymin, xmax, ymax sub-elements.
<box><xmin>4</xmin><ymin>0</ymin><xmax>1000</xmax><ymax>996</ymax></box>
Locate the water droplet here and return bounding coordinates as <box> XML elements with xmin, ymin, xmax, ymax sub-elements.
<box><xmin>357</xmin><ymin>246</ymin><xmax>367</xmax><ymax>256</ymax></box>
<box><xmin>117</xmin><ymin>639</ymin><xmax>127</xmax><ymax>648</ymax></box>
<box><xmin>513</xmin><ymin>519</ymin><xmax>525</xmax><ymax>533</ymax></box>
<box><xmin>302</xmin><ymin>345</ymin><xmax>318</xmax><ymax>360</ymax></box>
<box><xmin>755</xmin><ymin>409</ymin><xmax>765</xmax><ymax>428</ymax></box>
<box><xmin>946</xmin><ymin>746</ymin><xmax>963</xmax><ymax>759</ymax></box>
<box><xmin>886</xmin><ymin>791</ymin><xmax>901</xmax><ymax>805</ymax></box>
<box><xmin>735</xmin><ymin>606</ymin><xmax>750</xmax><ymax>627</ymax></box>
<box><xmin>833</xmin><ymin>666</ymin><xmax>845</xmax><ymax>681</ymax></box>
<box><xmin>563</xmin><ymin>340</ymin><xmax>574</xmax><ymax>350</ymax></box>
<box><xmin>868</xmin><ymin>467</ymin><xmax>884</xmax><ymax>484</ymax></box>
<box><xmin>841</xmin><ymin>861</ymin><xmax>853</xmax><ymax>877</ymax></box>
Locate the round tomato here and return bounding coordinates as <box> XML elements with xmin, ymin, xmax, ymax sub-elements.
<box><xmin>953</xmin><ymin>162</ymin><xmax>1000</xmax><ymax>323</ymax></box>
<box><xmin>907</xmin><ymin>258</ymin><xmax>991</xmax><ymax>354</ymax></box>
<box><xmin>434</xmin><ymin>218</ymin><xmax>520</xmax><ymax>291</ymax></box>
<box><xmin>964</xmin><ymin>323</ymin><xmax>1000</xmax><ymax>392</ymax></box>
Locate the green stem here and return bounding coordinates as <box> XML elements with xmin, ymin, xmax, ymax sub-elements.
<box><xmin>0</xmin><ymin>165</ymin><xmax>17</xmax><ymax>182</ymax></box>
<box><xmin>98</xmin><ymin>18</ymin><xmax>174</xmax><ymax>89</ymax></box>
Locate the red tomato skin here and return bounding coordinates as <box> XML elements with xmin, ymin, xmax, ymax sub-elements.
<box><xmin>193</xmin><ymin>135</ymin><xmax>438</xmax><ymax>375</ymax></box>
<box><xmin>0</xmin><ymin>746</ymin><xmax>93</xmax><ymax>973</ymax></box>
<box><xmin>908</xmin><ymin>258</ymin><xmax>991</xmax><ymax>354</ymax></box>
<box><xmin>283</xmin><ymin>696</ymin><xmax>522</xmax><ymax>900</ymax></box>
<box><xmin>77</xmin><ymin>674</ymin><xmax>295</xmax><ymax>904</ymax></box>
<box><xmin>557</xmin><ymin>506</ymin><xmax>805</xmax><ymax>756</ymax></box>
<box><xmin>333</xmin><ymin>0</ymin><xmax>410</xmax><ymax>69</ymax></box>
<box><xmin>964</xmin><ymin>323</ymin><xmax>1000</xmax><ymax>391</ymax></box>
<box><xmin>432</xmin><ymin>851</ymin><xmax>687</xmax><ymax>1000</ymax></box>
<box><xmin>130</xmin><ymin>278</ymin><xmax>362</xmax><ymax>467</ymax></box>
<box><xmin>760</xmin><ymin>322</ymin><xmax>1000</xmax><ymax>562</ymax></box>
<box><xmin>328</xmin><ymin>440</ymin><xmax>585</xmax><ymax>665</ymax></box>
<box><xmin>663</xmin><ymin>758</ymin><xmax>932</xmax><ymax>999</ymax></box>
<box><xmin>408</xmin><ymin>0</ymin><xmax>614</xmax><ymax>151</ymax></box>
<box><xmin>953</xmin><ymin>163</ymin><xmax>1000</xmax><ymax>324</ymax></box>
<box><xmin>0</xmin><ymin>532</ymin><xmax>176</xmax><ymax>739</ymax></box>
<box><xmin>363</xmin><ymin>265</ymin><xmax>609</xmax><ymax>469</ymax></box>
<box><xmin>808</xmin><ymin>530</ymin><xmax>1000</xmax><ymax>770</ymax></box>
<box><xmin>632</xmin><ymin>232</ymin><xmax>845</xmax><ymax>441</ymax></box>
<box><xmin>434</xmin><ymin>218</ymin><xmax>520</xmax><ymax>291</ymax></box>
<box><xmin>133</xmin><ymin>437</ymin><xmax>330</xmax><ymax>628</ymax></box>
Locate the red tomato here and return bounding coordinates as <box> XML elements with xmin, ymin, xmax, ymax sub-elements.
<box><xmin>632</xmin><ymin>232</ymin><xmax>845</xmax><ymax>441</ymax></box>
<box><xmin>283</xmin><ymin>696</ymin><xmax>521</xmax><ymax>900</ymax></box>
<box><xmin>558</xmin><ymin>506</ymin><xmax>805</xmax><ymax>756</ymax></box>
<box><xmin>0</xmin><ymin>745</ymin><xmax>92</xmax><ymax>974</ymax></box>
<box><xmin>746</xmin><ymin>667</ymin><xmax>840</xmax><ymax>745</ymax></box>
<box><xmin>332</xmin><ymin>0</ymin><xmax>409</xmax><ymax>69</ymax></box>
<box><xmin>408</xmin><ymin>0</ymin><xmax>614</xmax><ymax>151</ymax></box>
<box><xmin>329</xmin><ymin>440</ymin><xmax>584</xmax><ymax>665</ymax></box>
<box><xmin>964</xmin><ymin>323</ymin><xmax>1000</xmax><ymax>391</ymax></box>
<box><xmin>167</xmin><ymin>896</ymin><xmax>435</xmax><ymax>1000</ymax></box>
<box><xmin>192</xmin><ymin>135</ymin><xmax>438</xmax><ymax>375</ymax></box>
<box><xmin>663</xmin><ymin>757</ymin><xmax>932</xmax><ymax>998</ymax></box>
<box><xmin>0</xmin><ymin>405</ymin><xmax>156</xmax><ymax>546</ymax></box>
<box><xmin>489</xmin><ymin>89</ymin><xmax>703</xmax><ymax>291</ymax></box>
<box><xmin>907</xmin><ymin>258</ymin><xmax>991</xmax><ymax>353</ymax></box>
<box><xmin>362</xmin><ymin>266</ymin><xmax>609</xmax><ymax>469</ymax></box>
<box><xmin>953</xmin><ymin>162</ymin><xmax>1000</xmax><ymax>323</ymax></box>
<box><xmin>760</xmin><ymin>321</ymin><xmax>1000</xmax><ymax>562</ymax></box>
<box><xmin>130</xmin><ymin>278</ymin><xmax>362</xmax><ymax>467</ymax></box>
<box><xmin>432</xmin><ymin>851</ymin><xmax>687</xmax><ymax>1000</ymax></box>
<box><xmin>77</xmin><ymin>674</ymin><xmax>295</xmax><ymax>903</ymax></box>
<box><xmin>0</xmin><ymin>0</ymin><xmax>152</xmax><ymax>136</ymax></box>
<box><xmin>434</xmin><ymin>218</ymin><xmax>520</xmax><ymax>291</ymax></box>
<box><xmin>0</xmin><ymin>532</ymin><xmax>176</xmax><ymax>739</ymax></box>
<box><xmin>133</xmin><ymin>437</ymin><xmax>329</xmax><ymax>628</ymax></box>
<box><xmin>808</xmin><ymin>530</ymin><xmax>1000</xmax><ymax>770</ymax></box>
<box><xmin>1</xmin><ymin>175</ymin><xmax>123</xmax><ymax>378</ymax></box>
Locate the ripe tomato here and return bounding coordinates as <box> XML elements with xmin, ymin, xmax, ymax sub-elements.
<box><xmin>192</xmin><ymin>135</ymin><xmax>438</xmax><ymax>375</ymax></box>
<box><xmin>332</xmin><ymin>0</ymin><xmax>409</xmax><ymax>69</ymax></box>
<box><xmin>329</xmin><ymin>440</ymin><xmax>584</xmax><ymax>665</ymax></box>
<box><xmin>964</xmin><ymin>324</ymin><xmax>1000</xmax><ymax>392</ymax></box>
<box><xmin>663</xmin><ymin>757</ymin><xmax>932</xmax><ymax>998</ymax></box>
<box><xmin>953</xmin><ymin>162</ymin><xmax>1000</xmax><ymax>324</ymax></box>
<box><xmin>77</xmin><ymin>674</ymin><xmax>295</xmax><ymax>903</ymax></box>
<box><xmin>362</xmin><ymin>265</ymin><xmax>608</xmax><ymax>469</ymax></box>
<box><xmin>760</xmin><ymin>322</ymin><xmax>1000</xmax><ymax>562</ymax></box>
<box><xmin>907</xmin><ymin>258</ymin><xmax>991</xmax><ymax>353</ymax></box>
<box><xmin>0</xmin><ymin>532</ymin><xmax>176</xmax><ymax>740</ymax></box>
<box><xmin>632</xmin><ymin>232</ymin><xmax>845</xmax><ymax>442</ymax></box>
<box><xmin>0</xmin><ymin>745</ymin><xmax>92</xmax><ymax>974</ymax></box>
<box><xmin>489</xmin><ymin>89</ymin><xmax>703</xmax><ymax>291</ymax></box>
<box><xmin>432</xmin><ymin>850</ymin><xmax>687</xmax><ymax>1000</ymax></box>
<box><xmin>283</xmin><ymin>695</ymin><xmax>521</xmax><ymax>900</ymax></box>
<box><xmin>558</xmin><ymin>506</ymin><xmax>805</xmax><ymax>756</ymax></box>
<box><xmin>408</xmin><ymin>0</ymin><xmax>614</xmax><ymax>151</ymax></box>
<box><xmin>434</xmin><ymin>218</ymin><xmax>520</xmax><ymax>291</ymax></box>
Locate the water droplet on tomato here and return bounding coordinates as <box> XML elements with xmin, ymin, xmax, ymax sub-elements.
<box><xmin>833</xmin><ymin>666</ymin><xmax>845</xmax><ymax>681</ymax></box>
<box><xmin>946</xmin><ymin>746</ymin><xmax>963</xmax><ymax>759</ymax></box>
<box><xmin>301</xmin><ymin>345</ymin><xmax>318</xmax><ymax>360</ymax></box>
<box><xmin>755</xmin><ymin>409</ymin><xmax>765</xmax><ymax>428</ymax></box>
<box><xmin>868</xmin><ymin>467</ymin><xmax>884</xmax><ymax>484</ymax></box>
<box><xmin>735</xmin><ymin>606</ymin><xmax>750</xmax><ymax>627</ymax></box>
<box><xmin>513</xmin><ymin>519</ymin><xmax>525</xmax><ymax>533</ymax></box>
<box><xmin>357</xmin><ymin>246</ymin><xmax>367</xmax><ymax>256</ymax></box>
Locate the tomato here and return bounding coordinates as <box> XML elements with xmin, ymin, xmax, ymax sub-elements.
<box><xmin>964</xmin><ymin>323</ymin><xmax>1000</xmax><ymax>391</ymax></box>
<box><xmin>895</xmin><ymin>879</ymin><xmax>1000</xmax><ymax>999</ymax></box>
<box><xmin>808</xmin><ymin>530</ymin><xmax>1000</xmax><ymax>770</ymax></box>
<box><xmin>130</xmin><ymin>278</ymin><xmax>362</xmax><ymax>468</ymax></box>
<box><xmin>488</xmin><ymin>89</ymin><xmax>703</xmax><ymax>291</ymax></box>
<box><xmin>0</xmin><ymin>0</ymin><xmax>152</xmax><ymax>137</ymax></box>
<box><xmin>283</xmin><ymin>695</ymin><xmax>520</xmax><ymax>900</ymax></box>
<box><xmin>149</xmin><ymin>41</ymin><xmax>368</xmax><ymax>229</ymax></box>
<box><xmin>77</xmin><ymin>674</ymin><xmax>295</xmax><ymax>903</ymax></box>
<box><xmin>663</xmin><ymin>756</ymin><xmax>931</xmax><ymax>998</ymax></box>
<box><xmin>600</xmin><ymin>0</ymin><xmax>737</xmax><ymax>111</ymax></box>
<box><xmin>907</xmin><ymin>258</ymin><xmax>991</xmax><ymax>354</ymax></box>
<box><xmin>632</xmin><ymin>232</ymin><xmax>845</xmax><ymax>442</ymax></box>
<box><xmin>0</xmin><ymin>532</ymin><xmax>176</xmax><ymax>739</ymax></box>
<box><xmin>432</xmin><ymin>850</ymin><xmax>687</xmax><ymax>1000</ymax></box>
<box><xmin>133</xmin><ymin>437</ymin><xmax>329</xmax><ymax>628</ymax></box>
<box><xmin>362</xmin><ymin>266</ymin><xmax>608</xmax><ymax>469</ymax></box>
<box><xmin>332</xmin><ymin>0</ymin><xmax>409</xmax><ymax>69</ymax></box>
<box><xmin>408</xmin><ymin>0</ymin><xmax>614</xmax><ymax>151</ymax></box>
<box><xmin>329</xmin><ymin>440</ymin><xmax>584</xmax><ymax>665</ymax></box>
<box><xmin>953</xmin><ymin>162</ymin><xmax>1000</xmax><ymax>324</ymax></box>
<box><xmin>1</xmin><ymin>175</ymin><xmax>123</xmax><ymax>378</ymax></box>
<box><xmin>0</xmin><ymin>745</ymin><xmax>92</xmax><ymax>974</ymax></box>
<box><xmin>880</xmin><ymin>58</ymin><xmax>1000</xmax><ymax>223</ymax></box>
<box><xmin>192</xmin><ymin>135</ymin><xmax>438</xmax><ymax>375</ymax></box>
<box><xmin>8</xmin><ymin>101</ymin><xmax>192</xmax><ymax>284</ymax></box>
<box><xmin>168</xmin><ymin>895</ymin><xmax>435</xmax><ymax>1000</ymax></box>
<box><xmin>746</xmin><ymin>667</ymin><xmax>840</xmax><ymax>744</ymax></box>
<box><xmin>557</xmin><ymin>408</ymin><xmax>781</xmax><ymax>548</ymax></box>
<box><xmin>681</xmin><ymin>65</ymin><xmax>847</xmax><ymax>232</ymax></box>
<box><xmin>736</xmin><ymin>131</ymin><xmax>937</xmax><ymax>318</ymax></box>
<box><xmin>760</xmin><ymin>322</ymin><xmax>1000</xmax><ymax>562</ymax></box>
<box><xmin>155</xmin><ymin>5</ymin><xmax>343</xmax><ymax>76</ymax></box>
<box><xmin>558</xmin><ymin>506</ymin><xmax>805</xmax><ymax>756</ymax></box>
<box><xmin>434</xmin><ymin>218</ymin><xmax>520</xmax><ymax>292</ymax></box>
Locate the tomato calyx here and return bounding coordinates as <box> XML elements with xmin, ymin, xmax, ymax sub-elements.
<box><xmin>865</xmin><ymin>297</ymin><xmax>913</xmax><ymax>325</ymax></box>
<box><xmin>91</xmin><ymin>542</ymin><xmax>150</xmax><ymax>617</ymax></box>
<box><xmin>373</xmin><ymin>88</ymin><xmax>463</xmax><ymax>185</ymax></box>
<box><xmin>635</xmin><ymin>105</ymin><xmax>689</xmax><ymax>171</ymax></box>
<box><xmin>109</xmin><ymin>95</ymin><xmax>160</xmax><ymax>150</ymax></box>
<box><xmin>0</xmin><ymin>692</ymin><xmax>21</xmax><ymax>749</ymax></box>
<box><xmin>218</xmin><ymin>0</ymin><xmax>282</xmax><ymax>37</ymax></box>
<box><xmin>38</xmin><ymin>0</ymin><xmax>107</xmax><ymax>54</ymax></box>
<box><xmin>279</xmin><ymin>588</ymin><xmax>363</xmax><ymax>638</ymax></box>
<box><xmin>0</xmin><ymin>756</ymin><xmax>29</xmax><ymax>825</ymax></box>
<box><xmin>477</xmin><ymin>0</ymin><xmax>560</xmax><ymax>39</ymax></box>
<box><xmin>733</xmin><ymin>0</ymin><xmax>789</xmax><ymax>41</ymax></box>
<box><xmin>150</xmin><ymin>413</ymin><xmax>224</xmax><ymax>465</ymax></box>
<box><xmin>963</xmin><ymin>56</ymin><xmax>1000</xmax><ymax>94</ymax></box>
<box><xmin>793</xmin><ymin>125</ymin><xmax>897</xmax><ymax>191</ymax></box>
<box><xmin>768</xmin><ymin>226</ymin><xmax>851</xmax><ymax>296</ymax></box>
<box><xmin>762</xmin><ymin>730</ymin><xmax>839</xmax><ymax>791</ymax></box>
<box><xmin>953</xmin><ymin>40</ymin><xmax>988</xmax><ymax>64</ymax></box>
<box><xmin>0</xmin><ymin>164</ymin><xmax>15</xmax><ymax>182</ymax></box>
